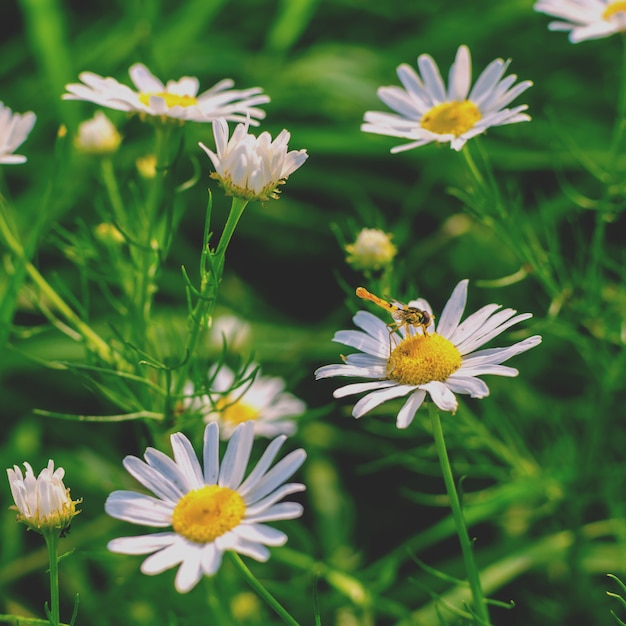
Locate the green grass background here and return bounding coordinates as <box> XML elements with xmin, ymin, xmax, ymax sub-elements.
<box><xmin>2</xmin><ymin>0</ymin><xmax>626</xmax><ymax>625</ymax></box>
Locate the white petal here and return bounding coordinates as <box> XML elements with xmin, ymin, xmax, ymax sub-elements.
<box><xmin>107</xmin><ymin>532</ymin><xmax>177</xmax><ymax>555</ymax></box>
<box><xmin>237</xmin><ymin>435</ymin><xmax>287</xmax><ymax>497</ymax></box>
<box><xmin>333</xmin><ymin>380</ymin><xmax>397</xmax><ymax>398</ymax></box>
<box><xmin>140</xmin><ymin>538</ymin><xmax>189</xmax><ymax>574</ymax></box>
<box><xmin>234</xmin><ymin>523</ymin><xmax>287</xmax><ymax>546</ymax></box>
<box><xmin>219</xmin><ymin>422</ymin><xmax>255</xmax><ymax>489</ymax></box>
<box><xmin>243</xmin><ymin>450</ymin><xmax>306</xmax><ymax>504</ymax></box>
<box><xmin>396</xmin><ymin>390</ymin><xmax>427</xmax><ymax>429</ymax></box>
<box><xmin>105</xmin><ymin>491</ymin><xmax>173</xmax><ymax>526</ymax></box>
<box><xmin>422</xmin><ymin>381</ymin><xmax>458</xmax><ymax>412</ymax></box>
<box><xmin>245</xmin><ymin>501</ymin><xmax>304</xmax><ymax>522</ymax></box>
<box><xmin>444</xmin><ymin>375</ymin><xmax>490</xmax><ymax>398</ymax></box>
<box><xmin>121</xmin><ymin>457</ymin><xmax>182</xmax><ymax>502</ymax></box>
<box><xmin>170</xmin><ymin>432</ymin><xmax>204</xmax><ymax>490</ymax></box>
<box><xmin>447</xmin><ymin>45</ymin><xmax>471</xmax><ymax>101</ymax></box>
<box><xmin>245</xmin><ymin>482</ymin><xmax>306</xmax><ymax>516</ymax></box>
<box><xmin>203</xmin><ymin>422</ymin><xmax>220</xmax><ymax>485</ymax></box>
<box><xmin>200</xmin><ymin>542</ymin><xmax>223</xmax><ymax>576</ymax></box>
<box><xmin>352</xmin><ymin>384</ymin><xmax>415</xmax><ymax>418</ymax></box>
<box><xmin>436</xmin><ymin>280</ymin><xmax>468</xmax><ymax>338</ymax></box>
<box><xmin>174</xmin><ymin>550</ymin><xmax>204</xmax><ymax>593</ymax></box>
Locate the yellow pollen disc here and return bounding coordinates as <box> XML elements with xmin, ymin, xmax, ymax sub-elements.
<box><xmin>138</xmin><ymin>92</ymin><xmax>198</xmax><ymax>108</ymax></box>
<box><xmin>216</xmin><ymin>397</ymin><xmax>260</xmax><ymax>425</ymax></box>
<box><xmin>604</xmin><ymin>1</ymin><xmax>626</xmax><ymax>19</ymax></box>
<box><xmin>172</xmin><ymin>485</ymin><xmax>246</xmax><ymax>544</ymax></box>
<box><xmin>386</xmin><ymin>333</ymin><xmax>462</xmax><ymax>386</ymax></box>
<box><xmin>421</xmin><ymin>101</ymin><xmax>481</xmax><ymax>137</ymax></box>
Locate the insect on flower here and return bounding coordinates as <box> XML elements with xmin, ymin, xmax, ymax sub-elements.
<box><xmin>356</xmin><ymin>286</ymin><xmax>434</xmax><ymax>339</ymax></box>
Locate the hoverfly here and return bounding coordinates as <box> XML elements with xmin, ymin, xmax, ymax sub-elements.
<box><xmin>356</xmin><ymin>286</ymin><xmax>433</xmax><ymax>339</ymax></box>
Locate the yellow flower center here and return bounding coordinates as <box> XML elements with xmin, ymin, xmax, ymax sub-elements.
<box><xmin>138</xmin><ymin>92</ymin><xmax>198</xmax><ymax>109</ymax></box>
<box><xmin>216</xmin><ymin>397</ymin><xmax>260</xmax><ymax>425</ymax></box>
<box><xmin>386</xmin><ymin>333</ymin><xmax>462</xmax><ymax>385</ymax></box>
<box><xmin>172</xmin><ymin>485</ymin><xmax>246</xmax><ymax>543</ymax></box>
<box><xmin>604</xmin><ymin>1</ymin><xmax>626</xmax><ymax>19</ymax></box>
<box><xmin>421</xmin><ymin>101</ymin><xmax>481</xmax><ymax>137</ymax></box>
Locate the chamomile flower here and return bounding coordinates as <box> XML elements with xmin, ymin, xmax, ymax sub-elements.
<box><xmin>202</xmin><ymin>363</ymin><xmax>306</xmax><ymax>439</ymax></box>
<box><xmin>0</xmin><ymin>102</ymin><xmax>36</xmax><ymax>164</ymax></box>
<box><xmin>361</xmin><ymin>45</ymin><xmax>532</xmax><ymax>152</ymax></box>
<box><xmin>63</xmin><ymin>63</ymin><xmax>269</xmax><ymax>125</ymax></box>
<box><xmin>199</xmin><ymin>118</ymin><xmax>308</xmax><ymax>202</ymax></box>
<box><xmin>315</xmin><ymin>280</ymin><xmax>541</xmax><ymax>428</ymax></box>
<box><xmin>7</xmin><ymin>460</ymin><xmax>80</xmax><ymax>534</ymax></box>
<box><xmin>106</xmin><ymin>422</ymin><xmax>306</xmax><ymax>593</ymax></box>
<box><xmin>534</xmin><ymin>0</ymin><xmax>626</xmax><ymax>42</ymax></box>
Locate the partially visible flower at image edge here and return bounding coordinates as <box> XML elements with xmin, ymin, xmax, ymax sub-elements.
<box><xmin>362</xmin><ymin>44</ymin><xmax>532</xmax><ymax>152</ymax></box>
<box><xmin>105</xmin><ymin>421</ymin><xmax>306</xmax><ymax>593</ymax></box>
<box><xmin>63</xmin><ymin>63</ymin><xmax>270</xmax><ymax>125</ymax></box>
<box><xmin>183</xmin><ymin>362</ymin><xmax>306</xmax><ymax>440</ymax></box>
<box><xmin>7</xmin><ymin>460</ymin><xmax>81</xmax><ymax>534</ymax></box>
<box><xmin>315</xmin><ymin>279</ymin><xmax>541</xmax><ymax>428</ymax></box>
<box><xmin>0</xmin><ymin>102</ymin><xmax>36</xmax><ymax>165</ymax></box>
<box><xmin>346</xmin><ymin>228</ymin><xmax>398</xmax><ymax>271</ymax></box>
<box><xmin>199</xmin><ymin>118</ymin><xmax>308</xmax><ymax>202</ymax></box>
<box><xmin>534</xmin><ymin>0</ymin><xmax>626</xmax><ymax>43</ymax></box>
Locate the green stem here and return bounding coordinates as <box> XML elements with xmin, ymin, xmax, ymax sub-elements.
<box><xmin>99</xmin><ymin>157</ymin><xmax>125</xmax><ymax>226</ymax></box>
<box><xmin>229</xmin><ymin>552</ymin><xmax>300</xmax><ymax>626</ymax></box>
<box><xmin>44</xmin><ymin>532</ymin><xmax>60</xmax><ymax>626</ymax></box>
<box><xmin>428</xmin><ymin>402</ymin><xmax>491</xmax><ymax>626</ymax></box>
<box><xmin>170</xmin><ymin>195</ymin><xmax>248</xmax><ymax>407</ymax></box>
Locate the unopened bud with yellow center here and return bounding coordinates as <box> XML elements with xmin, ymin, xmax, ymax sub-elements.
<box><xmin>387</xmin><ymin>333</ymin><xmax>462</xmax><ymax>386</ymax></box>
<box><xmin>94</xmin><ymin>222</ymin><xmax>124</xmax><ymax>245</ymax></box>
<box><xmin>345</xmin><ymin>228</ymin><xmax>397</xmax><ymax>271</ymax></box>
<box><xmin>7</xmin><ymin>460</ymin><xmax>81</xmax><ymax>535</ymax></box>
<box><xmin>135</xmin><ymin>154</ymin><xmax>158</xmax><ymax>179</ymax></box>
<box><xmin>172</xmin><ymin>485</ymin><xmax>245</xmax><ymax>543</ymax></box>
<box><xmin>74</xmin><ymin>111</ymin><xmax>122</xmax><ymax>155</ymax></box>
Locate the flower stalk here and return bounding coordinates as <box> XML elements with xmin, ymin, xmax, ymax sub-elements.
<box><xmin>229</xmin><ymin>552</ymin><xmax>301</xmax><ymax>626</ymax></box>
<box><xmin>428</xmin><ymin>401</ymin><xmax>491</xmax><ymax>626</ymax></box>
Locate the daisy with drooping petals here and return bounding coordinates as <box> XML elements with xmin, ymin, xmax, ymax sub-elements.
<box><xmin>200</xmin><ymin>363</ymin><xmax>305</xmax><ymax>440</ymax></box>
<box><xmin>7</xmin><ymin>460</ymin><xmax>80</xmax><ymax>534</ymax></box>
<box><xmin>105</xmin><ymin>422</ymin><xmax>306</xmax><ymax>593</ymax></box>
<box><xmin>315</xmin><ymin>280</ymin><xmax>541</xmax><ymax>429</ymax></box>
<box><xmin>534</xmin><ymin>0</ymin><xmax>626</xmax><ymax>42</ymax></box>
<box><xmin>63</xmin><ymin>63</ymin><xmax>269</xmax><ymax>125</ymax></box>
<box><xmin>0</xmin><ymin>102</ymin><xmax>36</xmax><ymax>165</ymax></box>
<box><xmin>199</xmin><ymin>118</ymin><xmax>308</xmax><ymax>201</ymax></box>
<box><xmin>361</xmin><ymin>45</ymin><xmax>532</xmax><ymax>153</ymax></box>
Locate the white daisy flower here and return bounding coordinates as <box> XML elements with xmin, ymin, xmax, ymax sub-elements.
<box><xmin>361</xmin><ymin>45</ymin><xmax>532</xmax><ymax>152</ymax></box>
<box><xmin>199</xmin><ymin>118</ymin><xmax>308</xmax><ymax>202</ymax></box>
<box><xmin>0</xmin><ymin>102</ymin><xmax>36</xmax><ymax>165</ymax></box>
<box><xmin>315</xmin><ymin>280</ymin><xmax>541</xmax><ymax>429</ymax></box>
<box><xmin>105</xmin><ymin>422</ymin><xmax>306</xmax><ymax>593</ymax></box>
<box><xmin>534</xmin><ymin>0</ymin><xmax>626</xmax><ymax>42</ymax></box>
<box><xmin>7</xmin><ymin>460</ymin><xmax>80</xmax><ymax>534</ymax></box>
<box><xmin>200</xmin><ymin>363</ymin><xmax>305</xmax><ymax>439</ymax></box>
<box><xmin>63</xmin><ymin>63</ymin><xmax>269</xmax><ymax>125</ymax></box>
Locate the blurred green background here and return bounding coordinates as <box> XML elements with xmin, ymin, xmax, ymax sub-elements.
<box><xmin>2</xmin><ymin>0</ymin><xmax>626</xmax><ymax>625</ymax></box>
